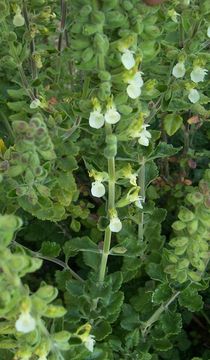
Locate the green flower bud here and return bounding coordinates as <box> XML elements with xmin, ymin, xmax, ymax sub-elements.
<box><xmin>172</xmin><ymin>221</ymin><xmax>186</xmax><ymax>231</ymax></box>
<box><xmin>98</xmin><ymin>71</ymin><xmax>111</xmax><ymax>81</ymax></box>
<box><xmin>82</xmin><ymin>47</ymin><xmax>94</xmax><ymax>62</ymax></box>
<box><xmin>186</xmin><ymin>191</ymin><xmax>204</xmax><ymax>205</ymax></box>
<box><xmin>198</xmin><ymin>209</ymin><xmax>210</xmax><ymax>225</ymax></box>
<box><xmin>169</xmin><ymin>236</ymin><xmax>189</xmax><ymax>247</ymax></box>
<box><xmin>83</xmin><ymin>23</ymin><xmax>102</xmax><ymax>35</ymax></box>
<box><xmin>174</xmin><ymin>245</ymin><xmax>188</xmax><ymax>256</ymax></box>
<box><xmin>176</xmin><ymin>270</ymin><xmax>187</xmax><ymax>283</ymax></box>
<box><xmin>94</xmin><ymin>33</ymin><xmax>109</xmax><ymax>54</ymax></box>
<box><xmin>80</xmin><ymin>5</ymin><xmax>92</xmax><ymax>17</ymax></box>
<box><xmin>71</xmin><ymin>37</ymin><xmax>90</xmax><ymax>50</ymax></box>
<box><xmin>91</xmin><ymin>11</ymin><xmax>105</xmax><ymax>24</ymax></box>
<box><xmin>188</xmin><ymin>271</ymin><xmax>201</xmax><ymax>282</ymax></box>
<box><xmin>104</xmin><ymin>134</ymin><xmax>117</xmax><ymax>159</ymax></box>
<box><xmin>199</xmin><ymin>180</ymin><xmax>209</xmax><ymax>195</ymax></box>
<box><xmin>187</xmin><ymin>219</ymin><xmax>198</xmax><ymax>234</ymax></box>
<box><xmin>71</xmin><ymin>22</ymin><xmax>83</xmax><ymax>34</ymax></box>
<box><xmin>43</xmin><ymin>305</ymin><xmax>67</xmax><ymax>318</ymax></box>
<box><xmin>52</xmin><ymin>331</ymin><xmax>71</xmax><ymax>343</ymax></box>
<box><xmin>177</xmin><ymin>259</ymin><xmax>189</xmax><ymax>269</ymax></box>
<box><xmin>106</xmin><ymin>11</ymin><xmax>126</xmax><ymax>29</ymax></box>
<box><xmin>36</xmin><ymin>285</ymin><xmax>58</xmax><ymax>303</ymax></box>
<box><xmin>178</xmin><ymin>207</ymin><xmax>195</xmax><ymax>222</ymax></box>
<box><xmin>98</xmin><ymin>82</ymin><xmax>111</xmax><ymax>101</ymax></box>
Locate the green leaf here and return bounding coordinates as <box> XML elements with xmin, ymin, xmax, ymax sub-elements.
<box><xmin>145</xmin><ymin>161</ymin><xmax>159</xmax><ymax>188</ymax></box>
<box><xmin>152</xmin><ymin>284</ymin><xmax>172</xmax><ymax>305</ymax></box>
<box><xmin>160</xmin><ymin>311</ymin><xmax>182</xmax><ymax>335</ymax></box>
<box><xmin>149</xmin><ymin>142</ymin><xmax>181</xmax><ymax>160</ymax></box>
<box><xmin>153</xmin><ymin>338</ymin><xmax>172</xmax><ymax>352</ymax></box>
<box><xmin>120</xmin><ymin>304</ymin><xmax>140</xmax><ymax>331</ymax></box>
<box><xmin>163</xmin><ymin>114</ymin><xmax>183</xmax><ymax>136</ymax></box>
<box><xmin>179</xmin><ymin>286</ymin><xmax>203</xmax><ymax>312</ymax></box>
<box><xmin>63</xmin><ymin>236</ymin><xmax>99</xmax><ymax>260</ymax></box>
<box><xmin>40</xmin><ymin>241</ymin><xmax>61</xmax><ymax>257</ymax></box>
<box><xmin>93</xmin><ymin>320</ymin><xmax>112</xmax><ymax>341</ymax></box>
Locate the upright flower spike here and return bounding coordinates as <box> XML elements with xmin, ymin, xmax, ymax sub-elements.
<box><xmin>126</xmin><ymin>71</ymin><xmax>144</xmax><ymax>99</ymax></box>
<box><xmin>91</xmin><ymin>181</ymin><xmax>105</xmax><ymax>198</ymax></box>
<box><xmin>109</xmin><ymin>216</ymin><xmax>122</xmax><ymax>233</ymax></box>
<box><xmin>121</xmin><ymin>49</ymin><xmax>135</xmax><ymax>70</ymax></box>
<box><xmin>190</xmin><ymin>66</ymin><xmax>208</xmax><ymax>83</ymax></box>
<box><xmin>172</xmin><ymin>62</ymin><xmax>186</xmax><ymax>78</ymax></box>
<box><xmin>188</xmin><ymin>89</ymin><xmax>200</xmax><ymax>104</ymax></box>
<box><xmin>105</xmin><ymin>98</ymin><xmax>121</xmax><ymax>125</ymax></box>
<box><xmin>15</xmin><ymin>310</ymin><xmax>36</xmax><ymax>333</ymax></box>
<box><xmin>138</xmin><ymin>124</ymin><xmax>151</xmax><ymax>146</ymax></box>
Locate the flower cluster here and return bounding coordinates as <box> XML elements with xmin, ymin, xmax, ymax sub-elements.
<box><xmin>172</xmin><ymin>60</ymin><xmax>208</xmax><ymax>104</ymax></box>
<box><xmin>89</xmin><ymin>98</ymin><xmax>121</xmax><ymax>129</ymax></box>
<box><xmin>126</xmin><ymin>71</ymin><xmax>144</xmax><ymax>99</ymax></box>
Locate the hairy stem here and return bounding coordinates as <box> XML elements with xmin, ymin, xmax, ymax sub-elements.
<box><xmin>99</xmin><ymin>124</ymin><xmax>116</xmax><ymax>283</ymax></box>
<box><xmin>138</xmin><ymin>157</ymin><xmax>145</xmax><ymax>243</ymax></box>
<box><xmin>141</xmin><ymin>291</ymin><xmax>180</xmax><ymax>337</ymax></box>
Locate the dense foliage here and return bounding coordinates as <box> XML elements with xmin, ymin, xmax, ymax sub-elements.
<box><xmin>0</xmin><ymin>0</ymin><xmax>210</xmax><ymax>359</ymax></box>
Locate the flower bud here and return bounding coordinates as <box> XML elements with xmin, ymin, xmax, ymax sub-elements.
<box><xmin>13</xmin><ymin>12</ymin><xmax>25</xmax><ymax>27</ymax></box>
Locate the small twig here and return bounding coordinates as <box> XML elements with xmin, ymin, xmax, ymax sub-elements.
<box><xmin>12</xmin><ymin>240</ymin><xmax>84</xmax><ymax>283</ymax></box>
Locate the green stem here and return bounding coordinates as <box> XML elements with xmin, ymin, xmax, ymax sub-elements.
<box><xmin>138</xmin><ymin>157</ymin><xmax>145</xmax><ymax>243</ymax></box>
<box><xmin>12</xmin><ymin>240</ymin><xmax>84</xmax><ymax>283</ymax></box>
<box><xmin>99</xmin><ymin>124</ymin><xmax>116</xmax><ymax>284</ymax></box>
<box><xmin>141</xmin><ymin>291</ymin><xmax>180</xmax><ymax>337</ymax></box>
<box><xmin>0</xmin><ymin>111</ymin><xmax>15</xmax><ymax>142</ymax></box>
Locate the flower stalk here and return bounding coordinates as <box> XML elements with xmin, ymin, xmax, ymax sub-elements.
<box><xmin>138</xmin><ymin>157</ymin><xmax>145</xmax><ymax>243</ymax></box>
<box><xmin>99</xmin><ymin>124</ymin><xmax>116</xmax><ymax>283</ymax></box>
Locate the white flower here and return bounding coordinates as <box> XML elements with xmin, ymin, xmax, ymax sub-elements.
<box><xmin>190</xmin><ymin>66</ymin><xmax>208</xmax><ymax>83</ymax></box>
<box><xmin>105</xmin><ymin>106</ymin><xmax>121</xmax><ymax>124</ymax></box>
<box><xmin>15</xmin><ymin>311</ymin><xmax>36</xmax><ymax>333</ymax></box>
<box><xmin>91</xmin><ymin>181</ymin><xmax>105</xmax><ymax>198</ymax></box>
<box><xmin>126</xmin><ymin>72</ymin><xmax>144</xmax><ymax>99</ymax></box>
<box><xmin>207</xmin><ymin>25</ymin><xmax>210</xmax><ymax>37</ymax></box>
<box><xmin>89</xmin><ymin>110</ymin><xmax>105</xmax><ymax>129</ymax></box>
<box><xmin>30</xmin><ymin>98</ymin><xmax>41</xmax><ymax>109</ymax></box>
<box><xmin>138</xmin><ymin>124</ymin><xmax>151</xmax><ymax>147</ymax></box>
<box><xmin>135</xmin><ymin>196</ymin><xmax>144</xmax><ymax>209</ymax></box>
<box><xmin>84</xmin><ymin>334</ymin><xmax>95</xmax><ymax>352</ymax></box>
<box><xmin>188</xmin><ymin>89</ymin><xmax>200</xmax><ymax>104</ymax></box>
<box><xmin>172</xmin><ymin>62</ymin><xmax>186</xmax><ymax>78</ymax></box>
<box><xmin>109</xmin><ymin>217</ymin><xmax>122</xmax><ymax>233</ymax></box>
<box><xmin>207</xmin><ymin>26</ymin><xmax>210</xmax><ymax>38</ymax></box>
<box><xmin>13</xmin><ymin>13</ymin><xmax>25</xmax><ymax>27</ymax></box>
<box><xmin>121</xmin><ymin>49</ymin><xmax>135</xmax><ymax>70</ymax></box>
<box><xmin>168</xmin><ymin>9</ymin><xmax>180</xmax><ymax>23</ymax></box>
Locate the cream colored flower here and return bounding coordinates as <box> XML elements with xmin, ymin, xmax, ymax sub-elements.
<box><xmin>121</xmin><ymin>49</ymin><xmax>135</xmax><ymax>70</ymax></box>
<box><xmin>15</xmin><ymin>311</ymin><xmax>36</xmax><ymax>333</ymax></box>
<box><xmin>190</xmin><ymin>66</ymin><xmax>208</xmax><ymax>83</ymax></box>
<box><xmin>105</xmin><ymin>106</ymin><xmax>121</xmax><ymax>124</ymax></box>
<box><xmin>13</xmin><ymin>12</ymin><xmax>25</xmax><ymax>27</ymax></box>
<box><xmin>188</xmin><ymin>89</ymin><xmax>200</xmax><ymax>103</ymax></box>
<box><xmin>89</xmin><ymin>110</ymin><xmax>105</xmax><ymax>129</ymax></box>
<box><xmin>84</xmin><ymin>334</ymin><xmax>95</xmax><ymax>352</ymax></box>
<box><xmin>172</xmin><ymin>62</ymin><xmax>186</xmax><ymax>78</ymax></box>
<box><xmin>127</xmin><ymin>72</ymin><xmax>144</xmax><ymax>99</ymax></box>
<box><xmin>109</xmin><ymin>217</ymin><xmax>122</xmax><ymax>232</ymax></box>
<box><xmin>91</xmin><ymin>181</ymin><xmax>105</xmax><ymax>198</ymax></box>
<box><xmin>207</xmin><ymin>25</ymin><xmax>210</xmax><ymax>38</ymax></box>
<box><xmin>138</xmin><ymin>124</ymin><xmax>151</xmax><ymax>146</ymax></box>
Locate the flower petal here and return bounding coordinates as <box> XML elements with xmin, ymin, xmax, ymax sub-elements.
<box><xmin>127</xmin><ymin>84</ymin><xmax>141</xmax><ymax>99</ymax></box>
<box><xmin>105</xmin><ymin>108</ymin><xmax>121</xmax><ymax>124</ymax></box>
<box><xmin>172</xmin><ymin>62</ymin><xmax>186</xmax><ymax>78</ymax></box>
<box><xmin>188</xmin><ymin>89</ymin><xmax>200</xmax><ymax>104</ymax></box>
<box><xmin>190</xmin><ymin>66</ymin><xmax>208</xmax><ymax>83</ymax></box>
<box><xmin>89</xmin><ymin>111</ymin><xmax>105</xmax><ymax>129</ymax></box>
<box><xmin>91</xmin><ymin>181</ymin><xmax>105</xmax><ymax>198</ymax></box>
<box><xmin>121</xmin><ymin>49</ymin><xmax>135</xmax><ymax>70</ymax></box>
<box><xmin>15</xmin><ymin>312</ymin><xmax>36</xmax><ymax>333</ymax></box>
<box><xmin>138</xmin><ymin>135</ymin><xmax>150</xmax><ymax>146</ymax></box>
<box><xmin>109</xmin><ymin>217</ymin><xmax>122</xmax><ymax>233</ymax></box>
